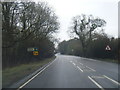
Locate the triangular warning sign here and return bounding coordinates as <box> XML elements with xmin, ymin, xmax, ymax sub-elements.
<box><xmin>105</xmin><ymin>45</ymin><xmax>111</xmax><ymax>51</ymax></box>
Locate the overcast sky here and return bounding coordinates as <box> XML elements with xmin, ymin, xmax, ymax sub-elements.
<box><xmin>35</xmin><ymin>0</ymin><xmax>119</xmax><ymax>42</ymax></box>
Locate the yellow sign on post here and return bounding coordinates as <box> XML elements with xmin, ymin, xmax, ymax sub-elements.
<box><xmin>33</xmin><ymin>51</ymin><xmax>39</xmax><ymax>56</ymax></box>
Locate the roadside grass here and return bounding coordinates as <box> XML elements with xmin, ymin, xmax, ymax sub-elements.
<box><xmin>97</xmin><ymin>58</ymin><xmax>119</xmax><ymax>64</ymax></box>
<box><xmin>2</xmin><ymin>56</ymin><xmax>56</xmax><ymax>88</ymax></box>
<box><xmin>89</xmin><ymin>57</ymin><xmax>119</xmax><ymax>64</ymax></box>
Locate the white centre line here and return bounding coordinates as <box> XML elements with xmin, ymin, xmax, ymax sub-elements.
<box><xmin>73</xmin><ymin>62</ymin><xmax>76</xmax><ymax>66</ymax></box>
<box><xmin>17</xmin><ymin>59</ymin><xmax>56</xmax><ymax>90</ymax></box>
<box><xmin>79</xmin><ymin>62</ymin><xmax>83</xmax><ymax>65</ymax></box>
<box><xmin>86</xmin><ymin>66</ymin><xmax>96</xmax><ymax>72</ymax></box>
<box><xmin>77</xmin><ymin>66</ymin><xmax>83</xmax><ymax>72</ymax></box>
<box><xmin>103</xmin><ymin>75</ymin><xmax>120</xmax><ymax>85</ymax></box>
<box><xmin>88</xmin><ymin>76</ymin><xmax>104</xmax><ymax>90</ymax></box>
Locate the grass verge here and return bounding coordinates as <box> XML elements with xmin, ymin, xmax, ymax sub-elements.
<box><xmin>97</xmin><ymin>58</ymin><xmax>119</xmax><ymax>63</ymax></box>
<box><xmin>88</xmin><ymin>57</ymin><xmax>119</xmax><ymax>64</ymax></box>
<box><xmin>2</xmin><ymin>56</ymin><xmax>56</xmax><ymax>88</ymax></box>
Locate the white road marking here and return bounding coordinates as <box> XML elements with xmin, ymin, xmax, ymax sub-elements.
<box><xmin>70</xmin><ymin>61</ymin><xmax>72</xmax><ymax>63</ymax></box>
<box><xmin>88</xmin><ymin>76</ymin><xmax>104</xmax><ymax>90</ymax></box>
<box><xmin>103</xmin><ymin>75</ymin><xmax>120</xmax><ymax>85</ymax></box>
<box><xmin>86</xmin><ymin>66</ymin><xmax>96</xmax><ymax>71</ymax></box>
<box><xmin>79</xmin><ymin>62</ymin><xmax>83</xmax><ymax>65</ymax></box>
<box><xmin>73</xmin><ymin>62</ymin><xmax>76</xmax><ymax>66</ymax></box>
<box><xmin>77</xmin><ymin>66</ymin><xmax>83</xmax><ymax>72</ymax></box>
<box><xmin>91</xmin><ymin>76</ymin><xmax>105</xmax><ymax>79</ymax></box>
<box><xmin>17</xmin><ymin>59</ymin><xmax>56</xmax><ymax>90</ymax></box>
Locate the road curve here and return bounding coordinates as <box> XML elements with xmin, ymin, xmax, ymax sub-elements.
<box><xmin>19</xmin><ymin>54</ymin><xmax>119</xmax><ymax>89</ymax></box>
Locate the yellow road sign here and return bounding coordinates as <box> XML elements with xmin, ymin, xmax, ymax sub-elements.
<box><xmin>33</xmin><ymin>51</ymin><xmax>39</xmax><ymax>55</ymax></box>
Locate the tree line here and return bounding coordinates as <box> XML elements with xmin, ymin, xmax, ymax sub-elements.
<box><xmin>2</xmin><ymin>1</ymin><xmax>59</xmax><ymax>68</ymax></box>
<box><xmin>58</xmin><ymin>14</ymin><xmax>118</xmax><ymax>61</ymax></box>
<box><xmin>58</xmin><ymin>34</ymin><xmax>118</xmax><ymax>60</ymax></box>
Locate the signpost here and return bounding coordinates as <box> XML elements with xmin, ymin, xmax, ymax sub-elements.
<box><xmin>27</xmin><ymin>47</ymin><xmax>39</xmax><ymax>56</ymax></box>
<box><xmin>33</xmin><ymin>51</ymin><xmax>39</xmax><ymax>56</ymax></box>
<box><xmin>27</xmin><ymin>48</ymin><xmax>34</xmax><ymax>52</ymax></box>
<box><xmin>34</xmin><ymin>48</ymin><xmax>38</xmax><ymax>51</ymax></box>
<box><xmin>105</xmin><ymin>45</ymin><xmax>113</xmax><ymax>62</ymax></box>
<box><xmin>105</xmin><ymin>45</ymin><xmax>111</xmax><ymax>51</ymax></box>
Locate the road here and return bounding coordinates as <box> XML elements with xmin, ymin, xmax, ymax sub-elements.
<box><xmin>19</xmin><ymin>54</ymin><xmax>119</xmax><ymax>89</ymax></box>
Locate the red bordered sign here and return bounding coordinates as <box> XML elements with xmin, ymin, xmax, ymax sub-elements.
<box><xmin>105</xmin><ymin>45</ymin><xmax>111</xmax><ymax>51</ymax></box>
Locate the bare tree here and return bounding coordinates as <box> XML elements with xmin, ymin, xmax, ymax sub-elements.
<box><xmin>2</xmin><ymin>1</ymin><xmax>59</xmax><ymax>48</ymax></box>
<box><xmin>71</xmin><ymin>14</ymin><xmax>106</xmax><ymax>56</ymax></box>
<box><xmin>2</xmin><ymin>1</ymin><xmax>59</xmax><ymax>68</ymax></box>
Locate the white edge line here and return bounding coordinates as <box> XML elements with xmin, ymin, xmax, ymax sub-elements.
<box><xmin>89</xmin><ymin>59</ymin><xmax>97</xmax><ymax>62</ymax></box>
<box><xmin>103</xmin><ymin>75</ymin><xmax>120</xmax><ymax>85</ymax></box>
<box><xmin>82</xmin><ymin>57</ymin><xmax>97</xmax><ymax>62</ymax></box>
<box><xmin>86</xmin><ymin>66</ymin><xmax>96</xmax><ymax>71</ymax></box>
<box><xmin>88</xmin><ymin>76</ymin><xmax>104</xmax><ymax>90</ymax></box>
<box><xmin>17</xmin><ymin>59</ymin><xmax>56</xmax><ymax>90</ymax></box>
<box><xmin>77</xmin><ymin>66</ymin><xmax>83</xmax><ymax>72</ymax></box>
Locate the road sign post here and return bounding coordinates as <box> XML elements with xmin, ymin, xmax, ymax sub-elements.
<box><xmin>33</xmin><ymin>51</ymin><xmax>39</xmax><ymax>56</ymax></box>
<box><xmin>27</xmin><ymin>48</ymin><xmax>34</xmax><ymax>52</ymax></box>
<box><xmin>105</xmin><ymin>45</ymin><xmax>112</xmax><ymax>61</ymax></box>
<box><xmin>33</xmin><ymin>47</ymin><xmax>39</xmax><ymax>56</ymax></box>
<box><xmin>105</xmin><ymin>45</ymin><xmax>111</xmax><ymax>51</ymax></box>
<box><xmin>34</xmin><ymin>48</ymin><xmax>38</xmax><ymax>51</ymax></box>
<box><xmin>27</xmin><ymin>47</ymin><xmax>39</xmax><ymax>56</ymax></box>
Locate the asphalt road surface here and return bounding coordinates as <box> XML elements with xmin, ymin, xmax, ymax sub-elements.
<box><xmin>19</xmin><ymin>54</ymin><xmax>119</xmax><ymax>89</ymax></box>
